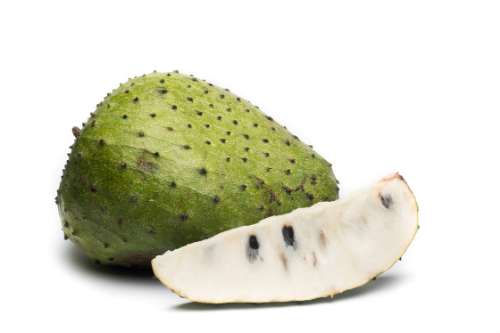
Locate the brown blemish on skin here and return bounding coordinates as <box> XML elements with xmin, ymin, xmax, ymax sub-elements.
<box><xmin>312</xmin><ymin>252</ymin><xmax>317</xmax><ymax>267</ymax></box>
<box><xmin>135</xmin><ymin>154</ymin><xmax>158</xmax><ymax>173</ymax></box>
<box><xmin>269</xmin><ymin>189</ymin><xmax>276</xmax><ymax>203</ymax></box>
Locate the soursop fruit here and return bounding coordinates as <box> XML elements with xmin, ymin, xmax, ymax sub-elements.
<box><xmin>152</xmin><ymin>173</ymin><xmax>418</xmax><ymax>303</ymax></box>
<box><xmin>56</xmin><ymin>71</ymin><xmax>339</xmax><ymax>268</ymax></box>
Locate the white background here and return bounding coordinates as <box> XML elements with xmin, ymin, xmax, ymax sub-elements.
<box><xmin>1</xmin><ymin>1</ymin><xmax>499</xmax><ymax>332</ymax></box>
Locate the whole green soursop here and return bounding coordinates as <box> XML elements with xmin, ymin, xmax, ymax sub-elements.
<box><xmin>56</xmin><ymin>71</ymin><xmax>339</xmax><ymax>268</ymax></box>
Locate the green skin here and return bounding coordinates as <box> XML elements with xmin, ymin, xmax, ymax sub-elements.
<box><xmin>56</xmin><ymin>71</ymin><xmax>339</xmax><ymax>268</ymax></box>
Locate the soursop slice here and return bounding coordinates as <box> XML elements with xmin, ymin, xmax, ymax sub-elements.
<box><xmin>152</xmin><ymin>173</ymin><xmax>418</xmax><ymax>303</ymax></box>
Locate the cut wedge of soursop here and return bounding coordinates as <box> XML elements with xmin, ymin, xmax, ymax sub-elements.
<box><xmin>152</xmin><ymin>173</ymin><xmax>418</xmax><ymax>303</ymax></box>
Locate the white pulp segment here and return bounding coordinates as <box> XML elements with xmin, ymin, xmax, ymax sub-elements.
<box><xmin>152</xmin><ymin>173</ymin><xmax>418</xmax><ymax>303</ymax></box>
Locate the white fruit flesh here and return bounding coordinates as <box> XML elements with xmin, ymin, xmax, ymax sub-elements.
<box><xmin>152</xmin><ymin>173</ymin><xmax>418</xmax><ymax>303</ymax></box>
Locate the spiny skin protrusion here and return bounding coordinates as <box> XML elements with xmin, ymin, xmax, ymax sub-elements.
<box><xmin>57</xmin><ymin>71</ymin><xmax>338</xmax><ymax>268</ymax></box>
<box><xmin>72</xmin><ymin>126</ymin><xmax>81</xmax><ymax>138</ymax></box>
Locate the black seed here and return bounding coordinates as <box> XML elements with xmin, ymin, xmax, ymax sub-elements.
<box><xmin>307</xmin><ymin>193</ymin><xmax>314</xmax><ymax>200</ymax></box>
<box><xmin>204</xmin><ymin>90</ymin><xmax>208</xmax><ymax>94</ymax></box>
<box><xmin>285</xmin><ymin>140</ymin><xmax>290</xmax><ymax>146</ymax></box>
<box><xmin>206</xmin><ymin>140</ymin><xmax>211</xmax><ymax>144</ymax></box>
<box><xmin>286</xmin><ymin>169</ymin><xmax>291</xmax><ymax>174</ymax></box>
<box><xmin>191</xmin><ymin>78</ymin><xmax>197</xmax><ymax>81</ymax></box>
<box><xmin>233</xmin><ymin>120</ymin><xmax>238</xmax><ymax>125</ymax></box>
<box><xmin>226</xmin><ymin>157</ymin><xmax>231</xmax><ymax>161</ymax></box>
<box><xmin>249</xmin><ymin>235</ymin><xmax>259</xmax><ymax>249</ymax></box>
<box><xmin>154</xmin><ymin>152</ymin><xmax>159</xmax><ymax>157</ymax></box>
<box><xmin>253</xmin><ymin>123</ymin><xmax>258</xmax><ymax>127</ymax></box>
<box><xmin>325</xmin><ymin>197</ymin><xmax>329</xmax><ymax>201</ymax></box>
<box><xmin>123</xmin><ymin>115</ymin><xmax>128</xmax><ymax>119</ymax></box>
<box><xmin>380</xmin><ymin>194</ymin><xmax>393</xmax><ymax>209</ymax></box>
<box><xmin>125</xmin><ymin>90</ymin><xmax>130</xmax><ymax>93</ymax></box>
<box><xmin>336</xmin><ymin>179</ymin><xmax>340</xmax><ymax>184</ymax></box>
<box><xmin>121</xmin><ymin>162</ymin><xmax>127</xmax><ymax>168</ymax></box>
<box><xmin>184</xmin><ymin>145</ymin><xmax>190</xmax><ymax>149</ymax></box>
<box><xmin>150</xmin><ymin>113</ymin><xmax>156</xmax><ymax>117</ymax></box>
<box><xmin>167</xmin><ymin>73</ymin><xmax>171</xmax><ymax>76</ymax></box>
<box><xmin>226</xmin><ymin>131</ymin><xmax>231</xmax><ymax>135</ymax></box>
<box><xmin>373</xmin><ymin>277</ymin><xmax>376</xmax><ymax>281</ymax></box>
<box><xmin>266</xmin><ymin>116</ymin><xmax>273</xmax><ymax>121</ymax></box>
<box><xmin>99</xmin><ymin>139</ymin><xmax>105</xmax><ymax>145</ymax></box>
<box><xmin>133</xmin><ymin>97</ymin><xmax>139</xmax><ymax>102</ymax></box>
<box><xmin>160</xmin><ymin>79</ymin><xmax>165</xmax><ymax>83</ymax></box>
<box><xmin>272</xmin><ymin>127</ymin><xmax>276</xmax><ymax>131</ymax></box>
<box><xmin>263</xmin><ymin>139</ymin><xmax>269</xmax><ymax>143</ymax></box>
<box><xmin>131</xmin><ymin>83</ymin><xmax>135</xmax><ymax>85</ymax></box>
<box><xmin>244</xmin><ymin>147</ymin><xmax>250</xmax><ymax>151</ymax></box>
<box><xmin>282</xmin><ymin>225</ymin><xmax>295</xmax><ymax>247</ymax></box>
<box><xmin>180</xmin><ymin>214</ymin><xmax>188</xmax><ymax>221</ymax></box>
<box><xmin>309</xmin><ymin>145</ymin><xmax>313</xmax><ymax>148</ymax></box>
<box><xmin>214</xmin><ymin>196</ymin><xmax>220</xmax><ymax>203</ymax></box>
<box><xmin>168</xmin><ymin>127</ymin><xmax>173</xmax><ymax>130</ymax></box>
<box><xmin>220</xmin><ymin>139</ymin><xmax>226</xmax><ymax>143</ymax></box>
<box><xmin>171</xmin><ymin>181</ymin><xmax>176</xmax><ymax>186</ymax></box>
<box><xmin>173</xmin><ymin>70</ymin><xmax>179</xmax><ymax>73</ymax></box>
<box><xmin>187</xmin><ymin>85</ymin><xmax>191</xmax><ymax>88</ymax></box>
<box><xmin>107</xmin><ymin>104</ymin><xmax>110</xmax><ymax>109</ymax></box>
<box><xmin>237</xmin><ymin>98</ymin><xmax>241</xmax><ymax>102</ymax></box>
<box><xmin>242</xmin><ymin>157</ymin><xmax>248</xmax><ymax>162</ymax></box>
<box><xmin>159</xmin><ymin>89</ymin><xmax>167</xmax><ymax>94</ymax></box>
<box><xmin>311</xmin><ymin>154</ymin><xmax>315</xmax><ymax>158</ymax></box>
<box><xmin>200</xmin><ymin>168</ymin><xmax>207</xmax><ymax>174</ymax></box>
<box><xmin>243</xmin><ymin>134</ymin><xmax>249</xmax><ymax>139</ymax></box>
<box><xmin>284</xmin><ymin>126</ymin><xmax>287</xmax><ymax>129</ymax></box>
<box><xmin>64</xmin><ymin>234</ymin><xmax>68</xmax><ymax>240</ymax></box>
<box><xmin>277</xmin><ymin>200</ymin><xmax>282</xmax><ymax>206</ymax></box>
<box><xmin>205</xmin><ymin>124</ymin><xmax>210</xmax><ymax>128</ymax></box>
<box><xmin>196</xmin><ymin>110</ymin><xmax>203</xmax><ymax>116</ymax></box>
<box><xmin>400</xmin><ymin>257</ymin><xmax>402</xmax><ymax>261</ymax></box>
<box><xmin>219</xmin><ymin>94</ymin><xmax>225</xmax><ymax>98</ymax></box>
<box><xmin>171</xmin><ymin>105</ymin><xmax>178</xmax><ymax>110</ymax></box>
<box><xmin>336</xmin><ymin>186</ymin><xmax>340</xmax><ymax>192</ymax></box>
<box><xmin>131</xmin><ymin>196</ymin><xmax>137</xmax><ymax>202</ymax></box>
<box><xmin>290</xmin><ymin>159</ymin><xmax>296</xmax><ymax>163</ymax></box>
<box><xmin>241</xmin><ymin>184</ymin><xmax>247</xmax><ymax>189</ymax></box>
<box><xmin>293</xmin><ymin>135</ymin><xmax>299</xmax><ymax>141</ymax></box>
<box><xmin>312</xmin><ymin>174</ymin><xmax>317</xmax><ymax>180</ymax></box>
<box><xmin>187</xmin><ymin>97</ymin><xmax>193</xmax><ymax>102</ymax></box>
<box><xmin>139</xmin><ymin>132</ymin><xmax>144</xmax><ymax>136</ymax></box>
<box><xmin>227</xmin><ymin>108</ymin><xmax>232</xmax><ymax>112</ymax></box>
<box><xmin>245</xmin><ymin>109</ymin><xmax>250</xmax><ymax>112</ymax></box>
<box><xmin>209</xmin><ymin>83</ymin><xmax>213</xmax><ymax>86</ymax></box>
<box><xmin>264</xmin><ymin>152</ymin><xmax>269</xmax><ymax>156</ymax></box>
<box><xmin>188</xmin><ymin>124</ymin><xmax>192</xmax><ymax>128</ymax></box>
<box><xmin>218</xmin><ymin>116</ymin><xmax>222</xmax><ymax>120</ymax></box>
<box><xmin>209</xmin><ymin>104</ymin><xmax>214</xmax><ymax>108</ymax></box>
